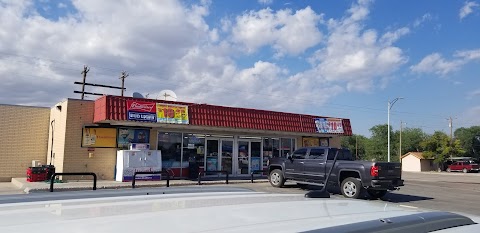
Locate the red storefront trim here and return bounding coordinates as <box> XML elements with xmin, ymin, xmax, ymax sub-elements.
<box><xmin>93</xmin><ymin>96</ymin><xmax>353</xmax><ymax>136</ymax></box>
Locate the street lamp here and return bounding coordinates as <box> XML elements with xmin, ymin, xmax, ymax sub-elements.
<box><xmin>388</xmin><ymin>97</ymin><xmax>403</xmax><ymax>162</ymax></box>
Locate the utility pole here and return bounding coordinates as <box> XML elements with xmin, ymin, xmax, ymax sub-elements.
<box><xmin>447</xmin><ymin>117</ymin><xmax>453</xmax><ymax>145</ymax></box>
<box><xmin>80</xmin><ymin>65</ymin><xmax>90</xmax><ymax>100</ymax></box>
<box><xmin>120</xmin><ymin>71</ymin><xmax>129</xmax><ymax>97</ymax></box>
<box><xmin>399</xmin><ymin>121</ymin><xmax>406</xmax><ymax>163</ymax></box>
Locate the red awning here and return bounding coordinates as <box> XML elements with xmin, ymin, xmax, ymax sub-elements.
<box><xmin>93</xmin><ymin>96</ymin><xmax>352</xmax><ymax>136</ymax></box>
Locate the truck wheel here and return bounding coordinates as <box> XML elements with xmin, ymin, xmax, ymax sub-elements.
<box><xmin>269</xmin><ymin>169</ymin><xmax>285</xmax><ymax>188</ymax></box>
<box><xmin>367</xmin><ymin>189</ymin><xmax>387</xmax><ymax>199</ymax></box>
<box><xmin>340</xmin><ymin>177</ymin><xmax>362</xmax><ymax>199</ymax></box>
<box><xmin>463</xmin><ymin>168</ymin><xmax>468</xmax><ymax>173</ymax></box>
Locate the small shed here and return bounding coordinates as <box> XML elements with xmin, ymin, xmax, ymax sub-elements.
<box><xmin>401</xmin><ymin>152</ymin><xmax>437</xmax><ymax>172</ymax></box>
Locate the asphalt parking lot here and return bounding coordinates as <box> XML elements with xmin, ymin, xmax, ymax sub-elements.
<box><xmin>1</xmin><ymin>172</ymin><xmax>479</xmax><ymax>216</ymax></box>
<box><xmin>231</xmin><ymin>172</ymin><xmax>480</xmax><ymax>216</ymax></box>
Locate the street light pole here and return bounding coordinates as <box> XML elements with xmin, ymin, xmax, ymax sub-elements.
<box><xmin>387</xmin><ymin>97</ymin><xmax>403</xmax><ymax>162</ymax></box>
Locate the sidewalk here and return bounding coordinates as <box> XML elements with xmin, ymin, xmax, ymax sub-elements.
<box><xmin>0</xmin><ymin>182</ymin><xmax>24</xmax><ymax>195</ymax></box>
<box><xmin>10</xmin><ymin>177</ymin><xmax>269</xmax><ymax>193</ymax></box>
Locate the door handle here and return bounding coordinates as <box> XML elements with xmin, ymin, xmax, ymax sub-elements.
<box><xmin>299</xmin><ymin>161</ymin><xmax>305</xmax><ymax>164</ymax></box>
<box><xmin>318</xmin><ymin>163</ymin><xmax>325</xmax><ymax>165</ymax></box>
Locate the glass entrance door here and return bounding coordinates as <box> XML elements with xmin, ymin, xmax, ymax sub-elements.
<box><xmin>221</xmin><ymin>140</ymin><xmax>233</xmax><ymax>174</ymax></box>
<box><xmin>237</xmin><ymin>140</ymin><xmax>262</xmax><ymax>175</ymax></box>
<box><xmin>206</xmin><ymin>139</ymin><xmax>219</xmax><ymax>171</ymax></box>
<box><xmin>237</xmin><ymin>141</ymin><xmax>249</xmax><ymax>175</ymax></box>
<box><xmin>251</xmin><ymin>141</ymin><xmax>262</xmax><ymax>172</ymax></box>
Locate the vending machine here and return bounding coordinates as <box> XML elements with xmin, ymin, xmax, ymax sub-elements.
<box><xmin>115</xmin><ymin>143</ymin><xmax>162</xmax><ymax>182</ymax></box>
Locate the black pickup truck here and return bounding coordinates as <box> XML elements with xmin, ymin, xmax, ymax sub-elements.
<box><xmin>267</xmin><ymin>147</ymin><xmax>404</xmax><ymax>199</ymax></box>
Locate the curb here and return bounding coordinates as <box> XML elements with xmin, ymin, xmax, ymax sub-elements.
<box><xmin>24</xmin><ymin>179</ymin><xmax>269</xmax><ymax>193</ymax></box>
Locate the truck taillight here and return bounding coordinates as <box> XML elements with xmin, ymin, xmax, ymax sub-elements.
<box><xmin>370</xmin><ymin>165</ymin><xmax>379</xmax><ymax>177</ymax></box>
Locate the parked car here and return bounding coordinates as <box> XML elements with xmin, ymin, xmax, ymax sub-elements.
<box><xmin>447</xmin><ymin>161</ymin><xmax>480</xmax><ymax>173</ymax></box>
<box><xmin>267</xmin><ymin>147</ymin><xmax>404</xmax><ymax>199</ymax></box>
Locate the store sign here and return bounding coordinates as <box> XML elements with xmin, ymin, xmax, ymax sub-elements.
<box><xmin>156</xmin><ymin>103</ymin><xmax>189</xmax><ymax>124</ymax></box>
<box><xmin>126</xmin><ymin>100</ymin><xmax>157</xmax><ymax>122</ymax></box>
<box><xmin>82</xmin><ymin>127</ymin><xmax>117</xmax><ymax>148</ymax></box>
<box><xmin>314</xmin><ymin>118</ymin><xmax>344</xmax><ymax>134</ymax></box>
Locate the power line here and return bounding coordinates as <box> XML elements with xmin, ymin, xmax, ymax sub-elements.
<box><xmin>0</xmin><ymin>51</ymin><xmax>466</xmax><ymax>124</ymax></box>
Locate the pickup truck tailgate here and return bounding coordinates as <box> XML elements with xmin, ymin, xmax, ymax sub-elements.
<box><xmin>376</xmin><ymin>162</ymin><xmax>402</xmax><ymax>179</ymax></box>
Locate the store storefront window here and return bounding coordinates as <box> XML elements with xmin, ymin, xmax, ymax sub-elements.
<box><xmin>263</xmin><ymin>138</ymin><xmax>280</xmax><ymax>168</ymax></box>
<box><xmin>280</xmin><ymin>138</ymin><xmax>295</xmax><ymax>157</ymax></box>
<box><xmin>157</xmin><ymin>132</ymin><xmax>182</xmax><ymax>170</ymax></box>
<box><xmin>183</xmin><ymin>134</ymin><xmax>205</xmax><ymax>173</ymax></box>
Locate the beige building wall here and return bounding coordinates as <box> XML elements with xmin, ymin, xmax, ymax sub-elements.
<box><xmin>401</xmin><ymin>155</ymin><xmax>421</xmax><ymax>172</ymax></box>
<box><xmin>0</xmin><ymin>104</ymin><xmax>50</xmax><ymax>181</ymax></box>
<box><xmin>329</xmin><ymin>137</ymin><xmax>341</xmax><ymax>148</ymax></box>
<box><xmin>48</xmin><ymin>99</ymin><xmax>117</xmax><ymax>180</ymax></box>
<box><xmin>47</xmin><ymin>100</ymin><xmax>68</xmax><ymax>173</ymax></box>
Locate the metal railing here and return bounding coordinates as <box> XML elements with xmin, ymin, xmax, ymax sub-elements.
<box><xmin>50</xmin><ymin>172</ymin><xmax>97</xmax><ymax>192</ymax></box>
<box><xmin>250</xmin><ymin>169</ymin><xmax>266</xmax><ymax>183</ymax></box>
<box><xmin>198</xmin><ymin>170</ymin><xmax>229</xmax><ymax>185</ymax></box>
<box><xmin>132</xmin><ymin>171</ymin><xmax>170</xmax><ymax>189</ymax></box>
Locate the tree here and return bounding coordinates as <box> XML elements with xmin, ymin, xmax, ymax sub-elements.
<box><xmin>454</xmin><ymin>126</ymin><xmax>480</xmax><ymax>158</ymax></box>
<box><xmin>341</xmin><ymin>134</ymin><xmax>368</xmax><ymax>160</ymax></box>
<box><xmin>365</xmin><ymin>124</ymin><xmax>398</xmax><ymax>162</ymax></box>
<box><xmin>396</xmin><ymin>127</ymin><xmax>427</xmax><ymax>155</ymax></box>
<box><xmin>421</xmin><ymin>131</ymin><xmax>465</xmax><ymax>164</ymax></box>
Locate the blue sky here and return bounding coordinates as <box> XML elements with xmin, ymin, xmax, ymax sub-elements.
<box><xmin>0</xmin><ymin>0</ymin><xmax>479</xmax><ymax>136</ymax></box>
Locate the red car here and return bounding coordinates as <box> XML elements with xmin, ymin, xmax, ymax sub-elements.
<box><xmin>447</xmin><ymin>161</ymin><xmax>480</xmax><ymax>173</ymax></box>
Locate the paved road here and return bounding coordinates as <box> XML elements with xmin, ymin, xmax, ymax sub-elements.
<box><xmin>233</xmin><ymin>172</ymin><xmax>480</xmax><ymax>216</ymax></box>
<box><xmin>1</xmin><ymin>172</ymin><xmax>479</xmax><ymax>216</ymax></box>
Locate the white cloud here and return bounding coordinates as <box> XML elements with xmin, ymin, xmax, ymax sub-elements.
<box><xmin>410</xmin><ymin>49</ymin><xmax>480</xmax><ymax>75</ymax></box>
<box><xmin>258</xmin><ymin>0</ymin><xmax>273</xmax><ymax>5</ymax></box>
<box><xmin>57</xmin><ymin>3</ymin><xmax>67</xmax><ymax>8</ymax></box>
<box><xmin>413</xmin><ymin>13</ymin><xmax>433</xmax><ymax>27</ymax></box>
<box><xmin>460</xmin><ymin>1</ymin><xmax>479</xmax><ymax>20</ymax></box>
<box><xmin>307</xmin><ymin>0</ymin><xmax>408</xmax><ymax>92</ymax></box>
<box><xmin>231</xmin><ymin>7</ymin><xmax>323</xmax><ymax>56</ymax></box>
<box><xmin>463</xmin><ymin>106</ymin><xmax>480</xmax><ymax>126</ymax></box>
<box><xmin>467</xmin><ymin>89</ymin><xmax>480</xmax><ymax>99</ymax></box>
<box><xmin>0</xmin><ymin>0</ymin><xmax>412</xmax><ymax>112</ymax></box>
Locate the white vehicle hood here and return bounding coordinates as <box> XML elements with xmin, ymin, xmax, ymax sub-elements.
<box><xmin>0</xmin><ymin>191</ymin><xmax>477</xmax><ymax>233</ymax></box>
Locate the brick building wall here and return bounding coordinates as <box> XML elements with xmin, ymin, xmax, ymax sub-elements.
<box><xmin>49</xmin><ymin>99</ymin><xmax>117</xmax><ymax>180</ymax></box>
<box><xmin>0</xmin><ymin>104</ymin><xmax>50</xmax><ymax>181</ymax></box>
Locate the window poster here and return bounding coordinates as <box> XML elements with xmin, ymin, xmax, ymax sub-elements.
<box><xmin>82</xmin><ymin>127</ymin><xmax>117</xmax><ymax>148</ymax></box>
<box><xmin>117</xmin><ymin>128</ymin><xmax>150</xmax><ymax>149</ymax></box>
<box><xmin>302</xmin><ymin>137</ymin><xmax>320</xmax><ymax>147</ymax></box>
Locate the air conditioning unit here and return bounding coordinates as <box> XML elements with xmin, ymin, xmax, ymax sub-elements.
<box><xmin>32</xmin><ymin>160</ymin><xmax>41</xmax><ymax>167</ymax></box>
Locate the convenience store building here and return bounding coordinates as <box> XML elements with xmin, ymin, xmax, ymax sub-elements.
<box><xmin>0</xmin><ymin>95</ymin><xmax>352</xmax><ymax>181</ymax></box>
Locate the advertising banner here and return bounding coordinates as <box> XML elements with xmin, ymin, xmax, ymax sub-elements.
<box><xmin>126</xmin><ymin>100</ymin><xmax>157</xmax><ymax>122</ymax></box>
<box><xmin>251</xmin><ymin>157</ymin><xmax>261</xmax><ymax>171</ymax></box>
<box><xmin>206</xmin><ymin>157</ymin><xmax>218</xmax><ymax>171</ymax></box>
<box><xmin>156</xmin><ymin>103</ymin><xmax>189</xmax><ymax>124</ymax></box>
<box><xmin>82</xmin><ymin>128</ymin><xmax>117</xmax><ymax>148</ymax></box>
<box><xmin>117</xmin><ymin>128</ymin><xmax>150</xmax><ymax>149</ymax></box>
<box><xmin>314</xmin><ymin>118</ymin><xmax>344</xmax><ymax>134</ymax></box>
<box><xmin>302</xmin><ymin>137</ymin><xmax>320</xmax><ymax>147</ymax></box>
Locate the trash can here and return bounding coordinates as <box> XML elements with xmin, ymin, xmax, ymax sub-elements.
<box><xmin>42</xmin><ymin>165</ymin><xmax>55</xmax><ymax>180</ymax></box>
